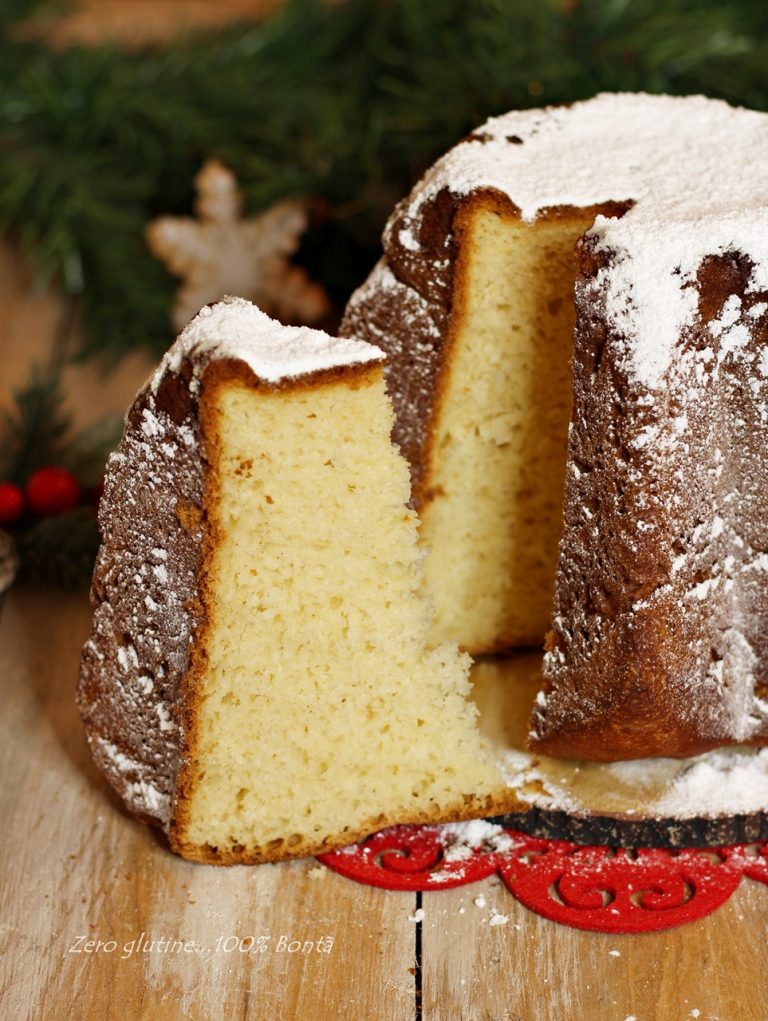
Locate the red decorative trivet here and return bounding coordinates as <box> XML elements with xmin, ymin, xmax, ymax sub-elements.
<box><xmin>317</xmin><ymin>825</ymin><xmax>768</xmax><ymax>933</ymax></box>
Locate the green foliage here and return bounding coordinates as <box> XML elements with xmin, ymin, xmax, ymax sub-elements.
<box><xmin>16</xmin><ymin>505</ymin><xmax>100</xmax><ymax>589</ymax></box>
<box><xmin>0</xmin><ymin>364</ymin><xmax>122</xmax><ymax>486</ymax></box>
<box><xmin>0</xmin><ymin>366</ymin><xmax>121</xmax><ymax>588</ymax></box>
<box><xmin>2</xmin><ymin>0</ymin><xmax>768</xmax><ymax>363</ymax></box>
<box><xmin>60</xmin><ymin>412</ymin><xmax>123</xmax><ymax>488</ymax></box>
<box><xmin>0</xmin><ymin>367</ymin><xmax>72</xmax><ymax>486</ymax></box>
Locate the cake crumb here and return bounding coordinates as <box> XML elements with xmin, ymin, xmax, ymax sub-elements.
<box><xmin>306</xmin><ymin>864</ymin><xmax>326</xmax><ymax>880</ymax></box>
<box><xmin>474</xmin><ymin>895</ymin><xmax>486</xmax><ymax>908</ymax></box>
<box><xmin>489</xmin><ymin>909</ymin><xmax>508</xmax><ymax>926</ymax></box>
<box><xmin>408</xmin><ymin>908</ymin><xmax>425</xmax><ymax>923</ymax></box>
<box><xmin>608</xmin><ymin>949</ymin><xmax>621</xmax><ymax>957</ymax></box>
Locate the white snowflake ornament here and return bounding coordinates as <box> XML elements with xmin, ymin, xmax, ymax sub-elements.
<box><xmin>146</xmin><ymin>160</ymin><xmax>330</xmax><ymax>331</ymax></box>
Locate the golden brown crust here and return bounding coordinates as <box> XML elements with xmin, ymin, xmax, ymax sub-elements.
<box><xmin>171</xmin><ymin>789</ymin><xmax>528</xmax><ymax>865</ymax></box>
<box><xmin>77</xmin><ymin>361</ymin><xmax>207</xmax><ymax>830</ymax></box>
<box><xmin>166</xmin><ymin>364</ymin><xmax>222</xmax><ymax>855</ymax></box>
<box><xmin>201</xmin><ymin>354</ymin><xmax>385</xmax><ymax>396</ymax></box>
<box><xmin>343</xmin><ymin>131</ymin><xmax>768</xmax><ymax>758</ymax></box>
<box><xmin>342</xmin><ymin>181</ymin><xmax>628</xmax><ymax>515</ymax></box>
<box><xmin>529</xmin><ymin>245</ymin><xmax>768</xmax><ymax>760</ymax></box>
<box><xmin>80</xmin><ymin>347</ymin><xmax>389</xmax><ymax>857</ymax></box>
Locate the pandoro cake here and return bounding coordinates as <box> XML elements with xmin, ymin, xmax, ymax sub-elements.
<box><xmin>77</xmin><ymin>298</ymin><xmax>522</xmax><ymax>864</ymax></box>
<box><xmin>341</xmin><ymin>92</ymin><xmax>768</xmax><ymax>761</ymax></box>
<box><xmin>79</xmin><ymin>94</ymin><xmax>768</xmax><ymax>861</ymax></box>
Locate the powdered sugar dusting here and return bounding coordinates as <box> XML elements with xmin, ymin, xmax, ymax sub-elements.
<box><xmin>400</xmin><ymin>93</ymin><xmax>768</xmax><ymax>389</ymax></box>
<box><xmin>93</xmin><ymin>736</ymin><xmax>171</xmax><ymax>820</ymax></box>
<box><xmin>595</xmin><ymin>216</ymin><xmax>767</xmax><ymax>389</ymax></box>
<box><xmin>151</xmin><ymin>296</ymin><xmax>383</xmax><ymax>390</ymax></box>
<box><xmin>78</xmin><ymin>365</ymin><xmax>206</xmax><ymax>832</ymax></box>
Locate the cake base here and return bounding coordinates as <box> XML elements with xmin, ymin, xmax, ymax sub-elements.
<box><xmin>473</xmin><ymin>653</ymin><xmax>768</xmax><ymax>847</ymax></box>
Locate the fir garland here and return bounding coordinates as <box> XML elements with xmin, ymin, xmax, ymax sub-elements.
<box><xmin>3</xmin><ymin>0</ymin><xmax>768</xmax><ymax>588</ymax></box>
<box><xmin>0</xmin><ymin>368</ymin><xmax>122</xmax><ymax>589</ymax></box>
<box><xmin>2</xmin><ymin>0</ymin><xmax>768</xmax><ymax>365</ymax></box>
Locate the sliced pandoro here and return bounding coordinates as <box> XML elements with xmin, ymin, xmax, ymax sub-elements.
<box><xmin>341</xmin><ymin>92</ymin><xmax>768</xmax><ymax>762</ymax></box>
<box><xmin>77</xmin><ymin>297</ymin><xmax>521</xmax><ymax>864</ymax></box>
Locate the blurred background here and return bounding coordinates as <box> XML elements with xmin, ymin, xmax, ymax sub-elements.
<box><xmin>2</xmin><ymin>0</ymin><xmax>768</xmax><ymax>590</ymax></box>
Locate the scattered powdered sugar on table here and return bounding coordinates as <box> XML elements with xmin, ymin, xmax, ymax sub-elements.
<box><xmin>499</xmin><ymin>749</ymin><xmax>580</xmax><ymax>813</ymax></box>
<box><xmin>603</xmin><ymin>758</ymin><xmax>666</xmax><ymax>790</ymax></box>
<box><xmin>496</xmin><ymin>742</ymin><xmax>768</xmax><ymax>821</ymax></box>
<box><xmin>438</xmin><ymin>819</ymin><xmax>517</xmax><ymax>860</ymax></box>
<box><xmin>653</xmin><ymin>748</ymin><xmax>768</xmax><ymax>816</ymax></box>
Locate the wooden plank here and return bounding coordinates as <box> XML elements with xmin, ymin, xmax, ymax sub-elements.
<box><xmin>421</xmin><ymin>872</ymin><xmax>768</xmax><ymax>1020</ymax></box>
<box><xmin>0</xmin><ymin>588</ymin><xmax>416</xmax><ymax>1021</ymax></box>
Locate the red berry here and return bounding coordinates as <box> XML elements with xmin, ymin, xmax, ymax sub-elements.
<box><xmin>0</xmin><ymin>482</ymin><xmax>24</xmax><ymax>526</ymax></box>
<box><xmin>26</xmin><ymin>466</ymin><xmax>81</xmax><ymax>517</ymax></box>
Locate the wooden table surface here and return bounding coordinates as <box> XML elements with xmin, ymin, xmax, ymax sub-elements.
<box><xmin>5</xmin><ymin>582</ymin><xmax>768</xmax><ymax>1021</ymax></box>
<box><xmin>3</xmin><ymin>5</ymin><xmax>768</xmax><ymax>1013</ymax></box>
<box><xmin>2</xmin><ymin>248</ymin><xmax>768</xmax><ymax>1021</ymax></box>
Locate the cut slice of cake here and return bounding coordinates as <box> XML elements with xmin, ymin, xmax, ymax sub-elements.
<box><xmin>77</xmin><ymin>298</ymin><xmax>520</xmax><ymax>863</ymax></box>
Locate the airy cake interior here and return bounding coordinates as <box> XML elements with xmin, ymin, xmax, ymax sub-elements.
<box><xmin>422</xmin><ymin>201</ymin><xmax>600</xmax><ymax>653</ymax></box>
<box><xmin>174</xmin><ymin>367</ymin><xmax>508</xmax><ymax>862</ymax></box>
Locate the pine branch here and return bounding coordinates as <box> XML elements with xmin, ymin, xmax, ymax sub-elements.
<box><xmin>59</xmin><ymin>413</ymin><xmax>123</xmax><ymax>488</ymax></box>
<box><xmin>0</xmin><ymin>367</ymin><xmax>72</xmax><ymax>485</ymax></box>
<box><xmin>0</xmin><ymin>360</ymin><xmax>120</xmax><ymax>589</ymax></box>
<box><xmin>2</xmin><ymin>0</ymin><xmax>768</xmax><ymax>365</ymax></box>
<box><xmin>16</xmin><ymin>506</ymin><xmax>99</xmax><ymax>589</ymax></box>
<box><xmin>0</xmin><ymin>0</ymin><xmax>52</xmax><ymax>35</ymax></box>
<box><xmin>1</xmin><ymin>354</ymin><xmax>121</xmax><ymax>483</ymax></box>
